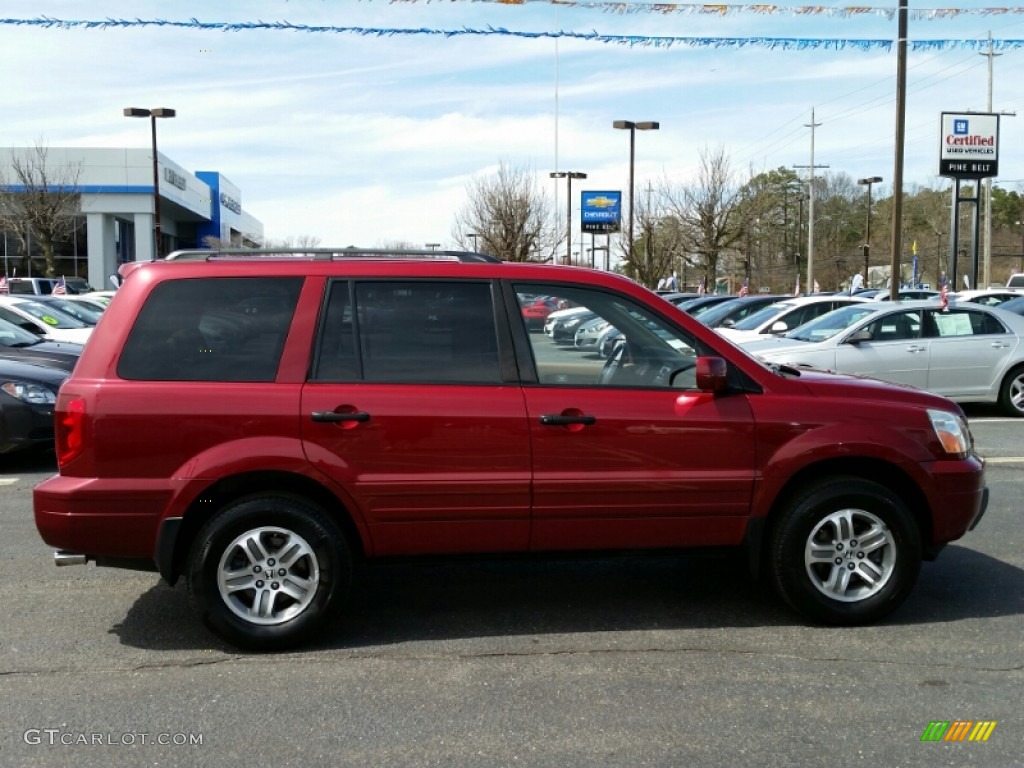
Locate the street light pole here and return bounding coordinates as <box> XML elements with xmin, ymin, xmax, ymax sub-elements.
<box><xmin>613</xmin><ymin>121</ymin><xmax>659</xmax><ymax>279</ymax></box>
<box><xmin>858</xmin><ymin>176</ymin><xmax>883</xmax><ymax>288</ymax></box>
<box><xmin>549</xmin><ymin>171</ymin><xmax>587</xmax><ymax>265</ymax></box>
<box><xmin>467</xmin><ymin>232</ymin><xmax>480</xmax><ymax>252</ymax></box>
<box><xmin>124</xmin><ymin>107</ymin><xmax>176</xmax><ymax>259</ymax></box>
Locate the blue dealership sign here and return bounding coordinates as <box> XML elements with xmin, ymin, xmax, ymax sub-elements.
<box><xmin>581</xmin><ymin>190</ymin><xmax>622</xmax><ymax>233</ymax></box>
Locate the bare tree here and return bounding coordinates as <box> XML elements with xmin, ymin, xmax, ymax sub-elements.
<box><xmin>201</xmin><ymin>233</ymin><xmax>322</xmax><ymax>251</ymax></box>
<box><xmin>452</xmin><ymin>162</ymin><xmax>559</xmax><ymax>262</ymax></box>
<box><xmin>659</xmin><ymin>147</ymin><xmax>745</xmax><ymax>290</ymax></box>
<box><xmin>625</xmin><ymin>187</ymin><xmax>679</xmax><ymax>288</ymax></box>
<box><xmin>0</xmin><ymin>142</ymin><xmax>81</xmax><ymax>277</ymax></box>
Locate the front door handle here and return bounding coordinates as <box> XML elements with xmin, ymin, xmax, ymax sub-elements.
<box><xmin>311</xmin><ymin>410</ymin><xmax>371</xmax><ymax>423</ymax></box>
<box><xmin>539</xmin><ymin>414</ymin><xmax>596</xmax><ymax>426</ymax></box>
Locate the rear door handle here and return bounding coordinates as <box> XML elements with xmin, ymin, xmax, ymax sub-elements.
<box><xmin>539</xmin><ymin>414</ymin><xmax>596</xmax><ymax>426</ymax></box>
<box><xmin>311</xmin><ymin>411</ymin><xmax>371</xmax><ymax>423</ymax></box>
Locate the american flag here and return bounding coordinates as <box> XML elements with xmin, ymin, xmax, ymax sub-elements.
<box><xmin>940</xmin><ymin>274</ymin><xmax>949</xmax><ymax>309</ymax></box>
<box><xmin>0</xmin><ymin>275</ymin><xmax>7</xmax><ymax>295</ymax></box>
<box><xmin>697</xmin><ymin>276</ymin><xmax>706</xmax><ymax>296</ymax></box>
<box><xmin>738</xmin><ymin>278</ymin><xmax>749</xmax><ymax>298</ymax></box>
<box><xmin>52</xmin><ymin>276</ymin><xmax>67</xmax><ymax>296</ymax></box>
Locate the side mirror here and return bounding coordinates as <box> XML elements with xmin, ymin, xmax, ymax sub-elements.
<box><xmin>769</xmin><ymin>320</ymin><xmax>789</xmax><ymax>334</ymax></box>
<box><xmin>846</xmin><ymin>328</ymin><xmax>872</xmax><ymax>344</ymax></box>
<box><xmin>695</xmin><ymin>356</ymin><xmax>728</xmax><ymax>392</ymax></box>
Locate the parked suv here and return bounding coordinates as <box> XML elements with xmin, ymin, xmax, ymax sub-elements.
<box><xmin>7</xmin><ymin>276</ymin><xmax>95</xmax><ymax>295</ymax></box>
<box><xmin>34</xmin><ymin>249</ymin><xmax>988</xmax><ymax>650</ymax></box>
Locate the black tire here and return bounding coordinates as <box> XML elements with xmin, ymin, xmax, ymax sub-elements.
<box><xmin>998</xmin><ymin>365</ymin><xmax>1024</xmax><ymax>417</ymax></box>
<box><xmin>768</xmin><ymin>477</ymin><xmax>921</xmax><ymax>625</ymax></box>
<box><xmin>186</xmin><ymin>495</ymin><xmax>352</xmax><ymax>651</ymax></box>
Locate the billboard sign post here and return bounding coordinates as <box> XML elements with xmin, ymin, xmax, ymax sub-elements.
<box><xmin>939</xmin><ymin>112</ymin><xmax>1000</xmax><ymax>290</ymax></box>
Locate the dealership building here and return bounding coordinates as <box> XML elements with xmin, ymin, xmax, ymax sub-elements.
<box><xmin>0</xmin><ymin>146</ymin><xmax>263</xmax><ymax>285</ymax></box>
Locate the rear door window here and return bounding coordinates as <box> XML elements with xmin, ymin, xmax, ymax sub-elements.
<box><xmin>118</xmin><ymin>277</ymin><xmax>302</xmax><ymax>381</ymax></box>
<box><xmin>313</xmin><ymin>280</ymin><xmax>501</xmax><ymax>384</ymax></box>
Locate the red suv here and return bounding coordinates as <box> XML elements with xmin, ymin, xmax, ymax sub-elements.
<box><xmin>34</xmin><ymin>249</ymin><xmax>988</xmax><ymax>650</ymax></box>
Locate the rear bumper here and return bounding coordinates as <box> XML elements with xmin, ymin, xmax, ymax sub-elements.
<box><xmin>33</xmin><ymin>474</ymin><xmax>180</xmax><ymax>560</ymax></box>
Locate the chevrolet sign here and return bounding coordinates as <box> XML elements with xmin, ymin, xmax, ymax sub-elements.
<box><xmin>581</xmin><ymin>190</ymin><xmax>622</xmax><ymax>233</ymax></box>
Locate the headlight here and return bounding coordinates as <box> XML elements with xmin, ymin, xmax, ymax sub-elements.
<box><xmin>928</xmin><ymin>408</ymin><xmax>970</xmax><ymax>456</ymax></box>
<box><xmin>1</xmin><ymin>381</ymin><xmax>58</xmax><ymax>405</ymax></box>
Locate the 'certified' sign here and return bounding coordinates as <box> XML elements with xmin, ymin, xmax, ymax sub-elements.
<box><xmin>939</xmin><ymin>112</ymin><xmax>999</xmax><ymax>178</ymax></box>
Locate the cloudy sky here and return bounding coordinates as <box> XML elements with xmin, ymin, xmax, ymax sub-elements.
<box><xmin>3</xmin><ymin>0</ymin><xmax>1024</xmax><ymax>254</ymax></box>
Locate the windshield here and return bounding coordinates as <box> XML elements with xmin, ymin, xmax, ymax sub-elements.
<box><xmin>0</xmin><ymin>316</ymin><xmax>44</xmax><ymax>346</ymax></box>
<box><xmin>695</xmin><ymin>298</ymin><xmax>747</xmax><ymax>326</ymax></box>
<box><xmin>44</xmin><ymin>298</ymin><xmax>103</xmax><ymax>325</ymax></box>
<box><xmin>10</xmin><ymin>300</ymin><xmax>90</xmax><ymax>329</ymax></box>
<box><xmin>783</xmin><ymin>304</ymin><xmax>879</xmax><ymax>342</ymax></box>
<box><xmin>730</xmin><ymin>301</ymin><xmax>793</xmax><ymax>331</ymax></box>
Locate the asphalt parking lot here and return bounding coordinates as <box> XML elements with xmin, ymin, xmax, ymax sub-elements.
<box><xmin>1</xmin><ymin>408</ymin><xmax>1021</xmax><ymax>768</ymax></box>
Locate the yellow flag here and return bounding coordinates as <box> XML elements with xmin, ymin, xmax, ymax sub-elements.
<box><xmin>912</xmin><ymin>240</ymin><xmax>918</xmax><ymax>255</ymax></box>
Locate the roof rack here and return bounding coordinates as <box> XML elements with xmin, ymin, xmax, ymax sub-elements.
<box><xmin>163</xmin><ymin>248</ymin><xmax>503</xmax><ymax>264</ymax></box>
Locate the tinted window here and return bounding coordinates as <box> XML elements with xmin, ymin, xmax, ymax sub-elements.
<box><xmin>118</xmin><ymin>277</ymin><xmax>302</xmax><ymax>381</ymax></box>
<box><xmin>315</xmin><ymin>281</ymin><xmax>500</xmax><ymax>384</ymax></box>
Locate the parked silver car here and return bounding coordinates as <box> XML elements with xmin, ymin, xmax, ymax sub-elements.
<box><xmin>745</xmin><ymin>300</ymin><xmax>1024</xmax><ymax>416</ymax></box>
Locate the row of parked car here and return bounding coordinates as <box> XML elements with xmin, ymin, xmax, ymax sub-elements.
<box><xmin>0</xmin><ymin>289</ymin><xmax>114</xmax><ymax>454</ymax></box>
<box><xmin>526</xmin><ymin>285</ymin><xmax>1024</xmax><ymax>416</ymax></box>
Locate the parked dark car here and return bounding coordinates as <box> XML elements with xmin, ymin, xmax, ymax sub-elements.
<box><xmin>0</xmin><ymin>357</ymin><xmax>69</xmax><ymax>454</ymax></box>
<box><xmin>672</xmin><ymin>294</ymin><xmax>736</xmax><ymax>317</ymax></box>
<box><xmin>0</xmin><ymin>317</ymin><xmax>83</xmax><ymax>372</ymax></box>
<box><xmin>695</xmin><ymin>294</ymin><xmax>790</xmax><ymax>328</ymax></box>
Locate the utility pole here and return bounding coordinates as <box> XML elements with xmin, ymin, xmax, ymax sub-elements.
<box><xmin>981</xmin><ymin>31</ymin><xmax>1000</xmax><ymax>288</ymax></box>
<box><xmin>793</xmin><ymin>108</ymin><xmax>828</xmax><ymax>293</ymax></box>
<box><xmin>888</xmin><ymin>0</ymin><xmax>908</xmax><ymax>300</ymax></box>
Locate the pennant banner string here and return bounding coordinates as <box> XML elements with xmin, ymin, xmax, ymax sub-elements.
<box><xmin>368</xmin><ymin>2</ymin><xmax>1024</xmax><ymax>22</ymax></box>
<box><xmin>4</xmin><ymin>17</ymin><xmax>1024</xmax><ymax>51</ymax></box>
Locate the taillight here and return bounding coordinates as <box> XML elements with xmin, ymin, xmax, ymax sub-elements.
<box><xmin>56</xmin><ymin>394</ymin><xmax>86</xmax><ymax>467</ymax></box>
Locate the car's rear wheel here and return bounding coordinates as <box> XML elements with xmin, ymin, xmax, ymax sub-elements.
<box><xmin>187</xmin><ymin>496</ymin><xmax>351</xmax><ymax>651</ymax></box>
<box><xmin>769</xmin><ymin>477</ymin><xmax>921</xmax><ymax>625</ymax></box>
<box><xmin>998</xmin><ymin>365</ymin><xmax>1024</xmax><ymax>417</ymax></box>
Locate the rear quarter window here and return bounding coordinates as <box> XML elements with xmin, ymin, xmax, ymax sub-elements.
<box><xmin>117</xmin><ymin>277</ymin><xmax>303</xmax><ymax>381</ymax></box>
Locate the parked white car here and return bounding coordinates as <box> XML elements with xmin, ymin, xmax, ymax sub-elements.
<box><xmin>717</xmin><ymin>295</ymin><xmax>869</xmax><ymax>345</ymax></box>
<box><xmin>745</xmin><ymin>300</ymin><xmax>1024</xmax><ymax>416</ymax></box>
<box><xmin>946</xmin><ymin>288</ymin><xmax>1022</xmax><ymax>307</ymax></box>
<box><xmin>0</xmin><ymin>296</ymin><xmax>94</xmax><ymax>344</ymax></box>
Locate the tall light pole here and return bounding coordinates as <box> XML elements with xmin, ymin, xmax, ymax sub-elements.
<box><xmin>467</xmin><ymin>232</ymin><xmax>480</xmax><ymax>252</ymax></box>
<box><xmin>858</xmin><ymin>176</ymin><xmax>883</xmax><ymax>288</ymax></box>
<box><xmin>550</xmin><ymin>171</ymin><xmax>587</xmax><ymax>265</ymax></box>
<box><xmin>613</xmin><ymin>121</ymin><xmax>659</xmax><ymax>278</ymax></box>
<box><xmin>123</xmin><ymin>107</ymin><xmax>176</xmax><ymax>259</ymax></box>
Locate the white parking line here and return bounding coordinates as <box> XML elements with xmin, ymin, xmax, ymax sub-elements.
<box><xmin>983</xmin><ymin>457</ymin><xmax>1024</xmax><ymax>464</ymax></box>
<box><xmin>0</xmin><ymin>478</ymin><xmax>18</xmax><ymax>486</ymax></box>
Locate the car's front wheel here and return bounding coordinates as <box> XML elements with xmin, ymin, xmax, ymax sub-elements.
<box><xmin>769</xmin><ymin>477</ymin><xmax>921</xmax><ymax>625</ymax></box>
<box><xmin>186</xmin><ymin>496</ymin><xmax>352</xmax><ymax>651</ymax></box>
